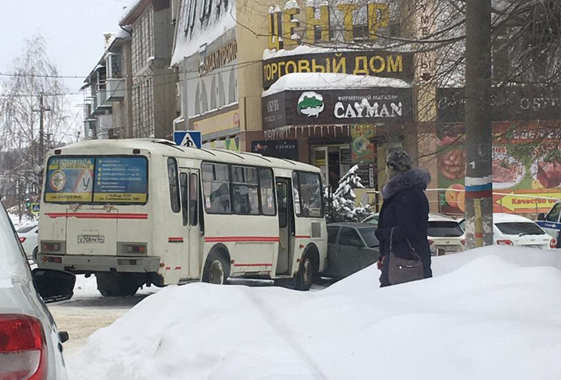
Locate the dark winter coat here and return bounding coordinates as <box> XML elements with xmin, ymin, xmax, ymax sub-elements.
<box><xmin>376</xmin><ymin>168</ymin><xmax>432</xmax><ymax>287</ymax></box>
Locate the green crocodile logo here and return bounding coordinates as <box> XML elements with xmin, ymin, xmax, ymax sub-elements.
<box><xmin>297</xmin><ymin>92</ymin><xmax>324</xmax><ymax>118</ymax></box>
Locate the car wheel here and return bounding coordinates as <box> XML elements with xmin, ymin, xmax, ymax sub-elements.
<box><xmin>295</xmin><ymin>254</ymin><xmax>315</xmax><ymax>291</ymax></box>
<box><xmin>202</xmin><ymin>251</ymin><xmax>230</xmax><ymax>285</ymax></box>
<box><xmin>32</xmin><ymin>247</ymin><xmax>38</xmax><ymax>263</ymax></box>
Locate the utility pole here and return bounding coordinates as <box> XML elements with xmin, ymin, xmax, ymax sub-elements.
<box><xmin>33</xmin><ymin>93</ymin><xmax>52</xmax><ymax>165</ymax></box>
<box><xmin>464</xmin><ymin>0</ymin><xmax>493</xmax><ymax>248</ymax></box>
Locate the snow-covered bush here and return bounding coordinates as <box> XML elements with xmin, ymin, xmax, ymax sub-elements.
<box><xmin>324</xmin><ymin>165</ymin><xmax>372</xmax><ymax>223</ymax></box>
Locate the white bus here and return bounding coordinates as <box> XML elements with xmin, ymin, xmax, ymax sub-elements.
<box><xmin>38</xmin><ymin>139</ymin><xmax>327</xmax><ymax>295</ymax></box>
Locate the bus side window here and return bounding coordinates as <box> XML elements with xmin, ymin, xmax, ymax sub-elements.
<box><xmin>259</xmin><ymin>168</ymin><xmax>276</xmax><ymax>216</ymax></box>
<box><xmin>232</xmin><ymin>166</ymin><xmax>259</xmax><ymax>215</ymax></box>
<box><xmin>189</xmin><ymin>173</ymin><xmax>198</xmax><ymax>226</ymax></box>
<box><xmin>168</xmin><ymin>158</ymin><xmax>181</xmax><ymax>213</ymax></box>
<box><xmin>180</xmin><ymin>173</ymin><xmax>188</xmax><ymax>226</ymax></box>
<box><xmin>202</xmin><ymin>163</ymin><xmax>231</xmax><ymax>214</ymax></box>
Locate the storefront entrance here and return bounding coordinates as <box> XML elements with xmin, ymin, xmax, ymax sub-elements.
<box><xmin>312</xmin><ymin>145</ymin><xmax>351</xmax><ymax>190</ymax></box>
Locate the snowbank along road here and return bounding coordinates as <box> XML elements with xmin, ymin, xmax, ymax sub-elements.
<box><xmin>60</xmin><ymin>246</ymin><xmax>561</xmax><ymax>380</ymax></box>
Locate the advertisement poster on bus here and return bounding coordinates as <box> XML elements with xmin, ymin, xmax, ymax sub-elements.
<box><xmin>45</xmin><ymin>157</ymin><xmax>148</xmax><ymax>203</ymax></box>
<box><xmin>45</xmin><ymin>158</ymin><xmax>95</xmax><ymax>202</ymax></box>
<box><xmin>437</xmin><ymin>122</ymin><xmax>561</xmax><ymax>216</ymax></box>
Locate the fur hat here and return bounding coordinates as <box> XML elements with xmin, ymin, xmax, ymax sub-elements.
<box><xmin>386</xmin><ymin>150</ymin><xmax>412</xmax><ymax>173</ymax></box>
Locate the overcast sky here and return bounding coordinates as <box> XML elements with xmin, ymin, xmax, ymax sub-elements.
<box><xmin>0</xmin><ymin>0</ymin><xmax>136</xmax><ymax>93</ymax></box>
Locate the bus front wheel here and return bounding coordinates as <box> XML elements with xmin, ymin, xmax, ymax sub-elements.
<box><xmin>202</xmin><ymin>251</ymin><xmax>230</xmax><ymax>285</ymax></box>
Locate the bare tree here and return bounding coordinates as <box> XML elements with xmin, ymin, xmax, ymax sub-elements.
<box><xmin>0</xmin><ymin>35</ymin><xmax>73</xmax><ymax>220</ymax></box>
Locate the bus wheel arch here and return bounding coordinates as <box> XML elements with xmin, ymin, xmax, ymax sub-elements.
<box><xmin>202</xmin><ymin>245</ymin><xmax>231</xmax><ymax>285</ymax></box>
<box><xmin>295</xmin><ymin>244</ymin><xmax>319</xmax><ymax>291</ymax></box>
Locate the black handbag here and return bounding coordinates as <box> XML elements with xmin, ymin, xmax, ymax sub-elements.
<box><xmin>388</xmin><ymin>227</ymin><xmax>424</xmax><ymax>285</ymax></box>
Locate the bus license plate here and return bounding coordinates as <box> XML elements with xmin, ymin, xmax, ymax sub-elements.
<box><xmin>78</xmin><ymin>235</ymin><xmax>105</xmax><ymax>244</ymax></box>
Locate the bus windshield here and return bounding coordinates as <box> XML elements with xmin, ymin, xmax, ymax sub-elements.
<box><xmin>44</xmin><ymin>156</ymin><xmax>148</xmax><ymax>204</ymax></box>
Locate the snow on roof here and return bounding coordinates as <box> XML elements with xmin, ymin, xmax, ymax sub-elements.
<box><xmin>262</xmin><ymin>72</ymin><xmax>410</xmax><ymax>97</ymax></box>
<box><xmin>263</xmin><ymin>43</ymin><xmax>411</xmax><ymax>60</ymax></box>
<box><xmin>66</xmin><ymin>247</ymin><xmax>561</xmax><ymax>380</ymax></box>
<box><xmin>171</xmin><ymin>1</ymin><xmax>237</xmax><ymax>66</ymax></box>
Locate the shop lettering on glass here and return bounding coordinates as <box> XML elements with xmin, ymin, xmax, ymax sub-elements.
<box><xmin>263</xmin><ymin>52</ymin><xmax>412</xmax><ymax>88</ymax></box>
<box><xmin>199</xmin><ymin>40</ymin><xmax>238</xmax><ymax>76</ymax></box>
<box><xmin>268</xmin><ymin>1</ymin><xmax>390</xmax><ymax>49</ymax></box>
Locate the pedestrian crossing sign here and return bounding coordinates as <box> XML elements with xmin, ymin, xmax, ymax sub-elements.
<box><xmin>31</xmin><ymin>203</ymin><xmax>40</xmax><ymax>214</ymax></box>
<box><xmin>174</xmin><ymin>131</ymin><xmax>202</xmax><ymax>148</ymax></box>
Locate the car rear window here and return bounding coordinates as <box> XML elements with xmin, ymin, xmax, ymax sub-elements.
<box><xmin>496</xmin><ymin>222</ymin><xmax>545</xmax><ymax>236</ymax></box>
<box><xmin>427</xmin><ymin>221</ymin><xmax>464</xmax><ymax>237</ymax></box>
<box><xmin>359</xmin><ymin>228</ymin><xmax>379</xmax><ymax>248</ymax></box>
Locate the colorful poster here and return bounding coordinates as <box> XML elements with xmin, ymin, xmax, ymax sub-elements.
<box><xmin>45</xmin><ymin>156</ymin><xmax>148</xmax><ymax>204</ymax></box>
<box><xmin>45</xmin><ymin>157</ymin><xmax>95</xmax><ymax>202</ymax></box>
<box><xmin>93</xmin><ymin>157</ymin><xmax>148</xmax><ymax>203</ymax></box>
<box><xmin>437</xmin><ymin>123</ymin><xmax>561</xmax><ymax>216</ymax></box>
<box><xmin>351</xmin><ymin>125</ymin><xmax>375</xmax><ymax>162</ymax></box>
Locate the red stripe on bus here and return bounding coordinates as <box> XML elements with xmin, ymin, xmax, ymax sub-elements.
<box><xmin>233</xmin><ymin>263</ymin><xmax>273</xmax><ymax>267</ymax></box>
<box><xmin>45</xmin><ymin>212</ymin><xmax>148</xmax><ymax>220</ymax></box>
<box><xmin>168</xmin><ymin>237</ymin><xmax>184</xmax><ymax>243</ymax></box>
<box><xmin>174</xmin><ymin>266</ymin><xmax>182</xmax><ymax>270</ymax></box>
<box><xmin>295</xmin><ymin>235</ymin><xmax>311</xmax><ymax>239</ymax></box>
<box><xmin>204</xmin><ymin>236</ymin><xmax>279</xmax><ymax>243</ymax></box>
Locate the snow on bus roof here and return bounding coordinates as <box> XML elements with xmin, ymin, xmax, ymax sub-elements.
<box><xmin>52</xmin><ymin>139</ymin><xmax>319</xmax><ymax>173</ymax></box>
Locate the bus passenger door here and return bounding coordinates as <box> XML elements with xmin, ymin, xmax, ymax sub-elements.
<box><xmin>276</xmin><ymin>178</ymin><xmax>294</xmax><ymax>275</ymax></box>
<box><xmin>179</xmin><ymin>169</ymin><xmax>202</xmax><ymax>280</ymax></box>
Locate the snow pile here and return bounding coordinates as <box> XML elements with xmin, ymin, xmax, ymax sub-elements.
<box><xmin>67</xmin><ymin>246</ymin><xmax>561</xmax><ymax>380</ymax></box>
<box><xmin>263</xmin><ymin>72</ymin><xmax>410</xmax><ymax>97</ymax></box>
<box><xmin>171</xmin><ymin>1</ymin><xmax>236</xmax><ymax>66</ymax></box>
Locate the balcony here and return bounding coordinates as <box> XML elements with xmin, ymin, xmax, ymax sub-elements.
<box><xmin>95</xmin><ymin>88</ymin><xmax>112</xmax><ymax>113</ymax></box>
<box><xmin>106</xmin><ymin>78</ymin><xmax>125</xmax><ymax>101</ymax></box>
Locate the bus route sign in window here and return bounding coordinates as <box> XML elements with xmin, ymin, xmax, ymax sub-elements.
<box><xmin>45</xmin><ymin>156</ymin><xmax>148</xmax><ymax>204</ymax></box>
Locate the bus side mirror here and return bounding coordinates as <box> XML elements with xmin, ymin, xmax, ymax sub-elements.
<box><xmin>537</xmin><ymin>213</ymin><xmax>545</xmax><ymax>221</ymax></box>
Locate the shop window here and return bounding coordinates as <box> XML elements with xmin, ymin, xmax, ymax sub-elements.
<box><xmin>293</xmin><ymin>171</ymin><xmax>324</xmax><ymax>218</ymax></box>
<box><xmin>168</xmin><ymin>158</ymin><xmax>181</xmax><ymax>213</ymax></box>
<box><xmin>210</xmin><ymin>75</ymin><xmax>217</xmax><ymax>110</ymax></box>
<box><xmin>218</xmin><ymin>74</ymin><xmax>226</xmax><ymax>107</ymax></box>
<box><xmin>259</xmin><ymin>168</ymin><xmax>275</xmax><ymax>216</ymax></box>
<box><xmin>228</xmin><ymin>67</ymin><xmax>236</xmax><ymax>104</ymax></box>
<box><xmin>201</xmin><ymin>81</ymin><xmax>209</xmax><ymax>113</ymax></box>
<box><xmin>202</xmin><ymin>163</ymin><xmax>231</xmax><ymax>214</ymax></box>
<box><xmin>232</xmin><ymin>166</ymin><xmax>259</xmax><ymax>215</ymax></box>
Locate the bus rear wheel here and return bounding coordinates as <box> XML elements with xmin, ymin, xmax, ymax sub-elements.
<box><xmin>96</xmin><ymin>273</ymin><xmax>139</xmax><ymax>297</ymax></box>
<box><xmin>295</xmin><ymin>254</ymin><xmax>315</xmax><ymax>291</ymax></box>
<box><xmin>202</xmin><ymin>251</ymin><xmax>230</xmax><ymax>285</ymax></box>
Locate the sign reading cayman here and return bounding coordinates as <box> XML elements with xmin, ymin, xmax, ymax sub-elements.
<box><xmin>263</xmin><ymin>88</ymin><xmax>413</xmax><ymax>129</ymax></box>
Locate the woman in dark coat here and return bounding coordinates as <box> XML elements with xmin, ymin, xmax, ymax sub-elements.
<box><xmin>375</xmin><ymin>150</ymin><xmax>432</xmax><ymax>287</ymax></box>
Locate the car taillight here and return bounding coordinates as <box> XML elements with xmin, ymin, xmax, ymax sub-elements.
<box><xmin>497</xmin><ymin>240</ymin><xmax>514</xmax><ymax>246</ymax></box>
<box><xmin>461</xmin><ymin>239</ymin><xmax>466</xmax><ymax>245</ymax></box>
<box><xmin>550</xmin><ymin>239</ymin><xmax>557</xmax><ymax>249</ymax></box>
<box><xmin>19</xmin><ymin>237</ymin><xmax>26</xmax><ymax>243</ymax></box>
<box><xmin>41</xmin><ymin>242</ymin><xmax>61</xmax><ymax>253</ymax></box>
<box><xmin>428</xmin><ymin>239</ymin><xmax>434</xmax><ymax>245</ymax></box>
<box><xmin>0</xmin><ymin>314</ymin><xmax>47</xmax><ymax>380</ymax></box>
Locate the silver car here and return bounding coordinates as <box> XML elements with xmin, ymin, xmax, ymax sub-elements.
<box><xmin>0</xmin><ymin>204</ymin><xmax>74</xmax><ymax>380</ymax></box>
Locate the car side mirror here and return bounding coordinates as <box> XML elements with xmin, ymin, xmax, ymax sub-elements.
<box><xmin>537</xmin><ymin>213</ymin><xmax>545</xmax><ymax>221</ymax></box>
<box><xmin>32</xmin><ymin>269</ymin><xmax>76</xmax><ymax>303</ymax></box>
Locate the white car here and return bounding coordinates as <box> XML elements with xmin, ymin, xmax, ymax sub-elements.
<box><xmin>0</xmin><ymin>204</ymin><xmax>74</xmax><ymax>379</ymax></box>
<box><xmin>460</xmin><ymin>213</ymin><xmax>556</xmax><ymax>249</ymax></box>
<box><xmin>17</xmin><ymin>222</ymin><xmax>38</xmax><ymax>261</ymax></box>
<box><xmin>361</xmin><ymin>212</ymin><xmax>466</xmax><ymax>255</ymax></box>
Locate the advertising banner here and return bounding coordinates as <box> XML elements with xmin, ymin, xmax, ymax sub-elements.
<box><xmin>45</xmin><ymin>158</ymin><xmax>95</xmax><ymax>202</ymax></box>
<box><xmin>437</xmin><ymin>123</ymin><xmax>561</xmax><ymax>216</ymax></box>
<box><xmin>262</xmin><ymin>88</ymin><xmax>413</xmax><ymax>130</ymax></box>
